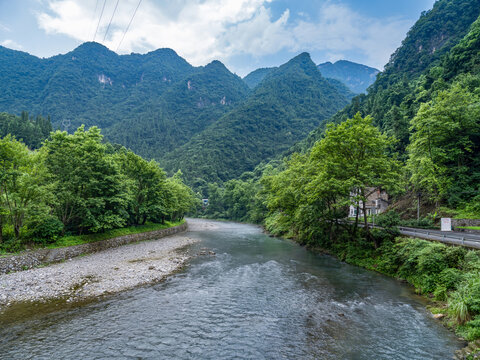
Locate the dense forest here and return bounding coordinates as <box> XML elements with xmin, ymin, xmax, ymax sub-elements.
<box><xmin>0</xmin><ymin>43</ymin><xmax>248</xmax><ymax>163</ymax></box>
<box><xmin>1</xmin><ymin>0</ymin><xmax>480</xmax><ymax>349</ymax></box>
<box><xmin>0</xmin><ymin>112</ymin><xmax>52</xmax><ymax>149</ymax></box>
<box><xmin>0</xmin><ymin>118</ymin><xmax>197</xmax><ymax>252</ymax></box>
<box><xmin>203</xmin><ymin>0</ymin><xmax>480</xmax><ymax>231</ymax></box>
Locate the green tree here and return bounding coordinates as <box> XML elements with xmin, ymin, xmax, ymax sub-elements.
<box><xmin>43</xmin><ymin>126</ymin><xmax>128</xmax><ymax>234</ymax></box>
<box><xmin>407</xmin><ymin>80</ymin><xmax>480</xmax><ymax>204</ymax></box>
<box><xmin>116</xmin><ymin>149</ymin><xmax>169</xmax><ymax>225</ymax></box>
<box><xmin>312</xmin><ymin>113</ymin><xmax>401</xmax><ymax>235</ymax></box>
<box><xmin>0</xmin><ymin>136</ymin><xmax>51</xmax><ymax>240</ymax></box>
<box><xmin>165</xmin><ymin>171</ymin><xmax>198</xmax><ymax>222</ymax></box>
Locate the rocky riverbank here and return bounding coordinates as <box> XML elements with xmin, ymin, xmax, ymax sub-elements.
<box><xmin>0</xmin><ymin>228</ymin><xmax>199</xmax><ymax>311</ymax></box>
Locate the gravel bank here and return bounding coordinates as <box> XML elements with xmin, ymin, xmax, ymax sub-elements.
<box><xmin>0</xmin><ymin>230</ymin><xmax>199</xmax><ymax>310</ymax></box>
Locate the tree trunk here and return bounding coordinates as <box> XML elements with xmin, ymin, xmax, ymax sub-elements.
<box><xmin>353</xmin><ymin>203</ymin><xmax>360</xmax><ymax>236</ymax></box>
<box><xmin>362</xmin><ymin>188</ymin><xmax>369</xmax><ymax>235</ymax></box>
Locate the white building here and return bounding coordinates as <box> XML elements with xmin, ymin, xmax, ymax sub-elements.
<box><xmin>349</xmin><ymin>187</ymin><xmax>389</xmax><ymax>217</ymax></box>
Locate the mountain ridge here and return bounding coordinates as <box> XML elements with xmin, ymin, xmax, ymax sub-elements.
<box><xmin>161</xmin><ymin>52</ymin><xmax>350</xmax><ymax>184</ymax></box>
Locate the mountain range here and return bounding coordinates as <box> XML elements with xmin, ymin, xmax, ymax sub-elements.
<box><xmin>0</xmin><ymin>42</ymin><xmax>371</xmax><ymax>185</ymax></box>
<box><xmin>243</xmin><ymin>61</ymin><xmax>379</xmax><ymax>94</ymax></box>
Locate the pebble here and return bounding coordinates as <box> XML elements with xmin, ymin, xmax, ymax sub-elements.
<box><xmin>0</xmin><ymin>233</ymin><xmax>199</xmax><ymax>309</ymax></box>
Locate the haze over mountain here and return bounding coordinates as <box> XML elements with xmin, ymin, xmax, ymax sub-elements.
<box><xmin>243</xmin><ymin>60</ymin><xmax>374</xmax><ymax>95</ymax></box>
<box><xmin>317</xmin><ymin>60</ymin><xmax>379</xmax><ymax>94</ymax></box>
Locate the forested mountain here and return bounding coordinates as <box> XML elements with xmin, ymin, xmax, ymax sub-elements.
<box><xmin>0</xmin><ymin>42</ymin><xmax>248</xmax><ymax>160</ymax></box>
<box><xmin>104</xmin><ymin>60</ymin><xmax>250</xmax><ymax>158</ymax></box>
<box><xmin>212</xmin><ymin>0</ymin><xmax>480</xmax><ymax>226</ymax></box>
<box><xmin>317</xmin><ymin>60</ymin><xmax>379</xmax><ymax>93</ymax></box>
<box><xmin>244</xmin><ymin>60</ymin><xmax>377</xmax><ymax>94</ymax></box>
<box><xmin>0</xmin><ymin>42</ymin><xmax>196</xmax><ymax>130</ymax></box>
<box><xmin>161</xmin><ymin>53</ymin><xmax>350</xmax><ymax>184</ymax></box>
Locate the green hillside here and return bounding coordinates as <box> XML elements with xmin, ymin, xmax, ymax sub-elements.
<box><xmin>0</xmin><ymin>42</ymin><xmax>196</xmax><ymax>130</ymax></box>
<box><xmin>0</xmin><ymin>42</ymin><xmax>250</xmax><ymax>161</ymax></box>
<box><xmin>105</xmin><ymin>60</ymin><xmax>250</xmax><ymax>158</ymax></box>
<box><xmin>207</xmin><ymin>0</ymin><xmax>480</xmax><ymax>226</ymax></box>
<box><xmin>161</xmin><ymin>53</ymin><xmax>350</xmax><ymax>184</ymax></box>
<box><xmin>0</xmin><ymin>112</ymin><xmax>52</xmax><ymax>149</ymax></box>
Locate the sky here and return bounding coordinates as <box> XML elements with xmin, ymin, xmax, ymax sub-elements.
<box><xmin>0</xmin><ymin>0</ymin><xmax>436</xmax><ymax>76</ymax></box>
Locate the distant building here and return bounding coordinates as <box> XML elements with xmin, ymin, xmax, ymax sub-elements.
<box><xmin>202</xmin><ymin>199</ymin><xmax>209</xmax><ymax>206</ymax></box>
<box><xmin>349</xmin><ymin>187</ymin><xmax>389</xmax><ymax>217</ymax></box>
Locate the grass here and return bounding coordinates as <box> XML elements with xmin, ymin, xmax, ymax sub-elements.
<box><xmin>47</xmin><ymin>220</ymin><xmax>185</xmax><ymax>249</ymax></box>
<box><xmin>458</xmin><ymin>226</ymin><xmax>480</xmax><ymax>231</ymax></box>
<box><xmin>438</xmin><ymin>206</ymin><xmax>480</xmax><ymax>220</ymax></box>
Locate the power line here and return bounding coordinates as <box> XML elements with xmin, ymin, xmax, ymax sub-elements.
<box><xmin>103</xmin><ymin>0</ymin><xmax>120</xmax><ymax>42</ymax></box>
<box><xmin>116</xmin><ymin>0</ymin><xmax>142</xmax><ymax>52</ymax></box>
<box><xmin>90</xmin><ymin>0</ymin><xmax>100</xmax><ymax>39</ymax></box>
<box><xmin>93</xmin><ymin>0</ymin><xmax>107</xmax><ymax>42</ymax></box>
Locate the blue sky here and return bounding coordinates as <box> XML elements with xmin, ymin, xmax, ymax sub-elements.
<box><xmin>0</xmin><ymin>0</ymin><xmax>436</xmax><ymax>76</ymax></box>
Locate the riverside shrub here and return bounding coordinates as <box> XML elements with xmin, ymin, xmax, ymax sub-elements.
<box><xmin>306</xmin><ymin>227</ymin><xmax>480</xmax><ymax>341</ymax></box>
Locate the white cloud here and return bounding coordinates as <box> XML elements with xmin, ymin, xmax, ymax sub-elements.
<box><xmin>290</xmin><ymin>3</ymin><xmax>411</xmax><ymax>69</ymax></box>
<box><xmin>35</xmin><ymin>0</ymin><xmax>412</xmax><ymax>69</ymax></box>
<box><xmin>0</xmin><ymin>22</ymin><xmax>11</xmax><ymax>32</ymax></box>
<box><xmin>1</xmin><ymin>39</ymin><xmax>23</xmax><ymax>50</ymax></box>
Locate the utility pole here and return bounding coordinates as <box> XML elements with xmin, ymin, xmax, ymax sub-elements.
<box><xmin>417</xmin><ymin>192</ymin><xmax>421</xmax><ymax>221</ymax></box>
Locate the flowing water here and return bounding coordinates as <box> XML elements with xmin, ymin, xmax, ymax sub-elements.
<box><xmin>0</xmin><ymin>219</ymin><xmax>462</xmax><ymax>359</ymax></box>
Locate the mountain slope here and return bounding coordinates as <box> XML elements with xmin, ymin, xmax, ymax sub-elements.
<box><xmin>0</xmin><ymin>42</ymin><xmax>197</xmax><ymax>130</ymax></box>
<box><xmin>105</xmin><ymin>60</ymin><xmax>250</xmax><ymax>158</ymax></box>
<box><xmin>243</xmin><ymin>67</ymin><xmax>276</xmax><ymax>88</ymax></box>
<box><xmin>161</xmin><ymin>53</ymin><xmax>350</xmax><ymax>183</ymax></box>
<box><xmin>291</xmin><ymin>0</ymin><xmax>480</xmax><ymax>155</ymax></box>
<box><xmin>0</xmin><ymin>42</ymin><xmax>251</xmax><ymax>160</ymax></box>
<box><xmin>317</xmin><ymin>60</ymin><xmax>379</xmax><ymax>93</ymax></box>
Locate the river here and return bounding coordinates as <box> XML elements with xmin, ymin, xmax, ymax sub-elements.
<box><xmin>0</xmin><ymin>219</ymin><xmax>461</xmax><ymax>359</ymax></box>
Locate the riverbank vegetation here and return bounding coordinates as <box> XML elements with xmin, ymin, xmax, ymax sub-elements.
<box><xmin>0</xmin><ymin>125</ymin><xmax>197</xmax><ymax>253</ymax></box>
<box><xmin>310</xmin><ymin>227</ymin><xmax>480</xmax><ymax>341</ymax></box>
<box><xmin>46</xmin><ymin>220</ymin><xmax>184</xmax><ymax>250</ymax></box>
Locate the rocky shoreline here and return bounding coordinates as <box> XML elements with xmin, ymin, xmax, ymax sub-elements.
<box><xmin>0</xmin><ymin>228</ymin><xmax>199</xmax><ymax>312</ymax></box>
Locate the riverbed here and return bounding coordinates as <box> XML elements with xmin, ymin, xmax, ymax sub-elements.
<box><xmin>0</xmin><ymin>219</ymin><xmax>462</xmax><ymax>359</ymax></box>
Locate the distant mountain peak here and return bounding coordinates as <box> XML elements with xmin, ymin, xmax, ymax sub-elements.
<box><xmin>318</xmin><ymin>60</ymin><xmax>379</xmax><ymax>93</ymax></box>
<box><xmin>204</xmin><ymin>60</ymin><xmax>229</xmax><ymax>72</ymax></box>
<box><xmin>243</xmin><ymin>67</ymin><xmax>277</xmax><ymax>89</ymax></box>
<box><xmin>145</xmin><ymin>47</ymin><xmax>181</xmax><ymax>58</ymax></box>
<box><xmin>284</xmin><ymin>52</ymin><xmax>314</xmax><ymax>67</ymax></box>
<box><xmin>70</xmin><ymin>41</ymin><xmax>117</xmax><ymax>58</ymax></box>
<box><xmin>274</xmin><ymin>52</ymin><xmax>317</xmax><ymax>74</ymax></box>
